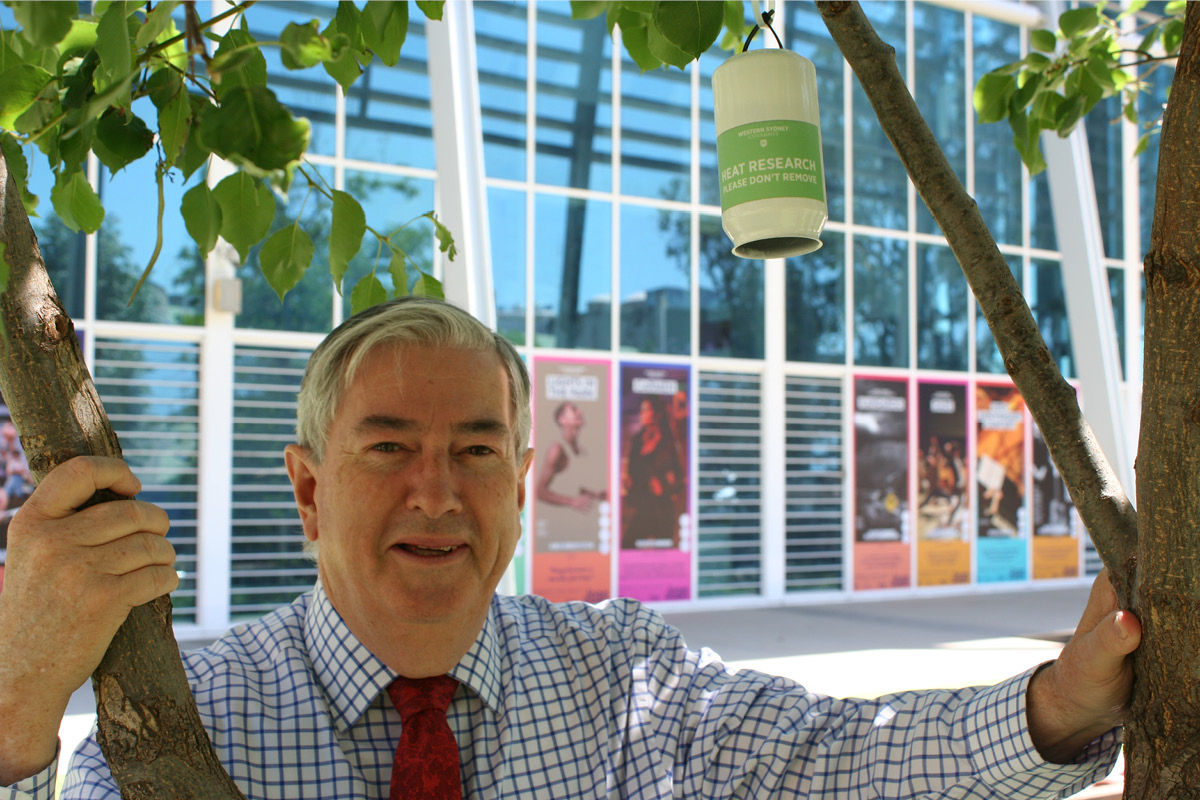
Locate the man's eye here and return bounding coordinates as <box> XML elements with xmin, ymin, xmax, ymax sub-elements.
<box><xmin>465</xmin><ymin>445</ymin><xmax>495</xmax><ymax>456</ymax></box>
<box><xmin>371</xmin><ymin>442</ymin><xmax>400</xmax><ymax>453</ymax></box>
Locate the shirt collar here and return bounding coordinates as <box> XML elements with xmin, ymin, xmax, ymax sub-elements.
<box><xmin>304</xmin><ymin>583</ymin><xmax>506</xmax><ymax>733</ymax></box>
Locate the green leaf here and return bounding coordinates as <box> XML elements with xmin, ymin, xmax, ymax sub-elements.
<box><xmin>58</xmin><ymin>119</ymin><xmax>96</xmax><ymax>172</ymax></box>
<box><xmin>335</xmin><ymin>2</ymin><xmax>366</xmax><ymax>50</ymax></box>
<box><xmin>646</xmin><ymin>17</ymin><xmax>692</xmax><ymax>69</ymax></box>
<box><xmin>330</xmin><ymin>190</ymin><xmax>366</xmax><ymax>291</ymax></box>
<box><xmin>350</xmin><ymin>273</ymin><xmax>388</xmax><ymax>314</ymax></box>
<box><xmin>158</xmin><ymin>89</ymin><xmax>192</xmax><ymax>164</ymax></box>
<box><xmin>210</xmin><ymin>29</ymin><xmax>268</xmax><ymax>99</ymax></box>
<box><xmin>12</xmin><ymin>1</ymin><xmax>75</xmax><ymax>48</ymax></box>
<box><xmin>1136</xmin><ymin>23</ymin><xmax>1160</xmax><ymax>56</ymax></box>
<box><xmin>95</xmin><ymin>1</ymin><xmax>133</xmax><ymax>98</ymax></box>
<box><xmin>1029</xmin><ymin>29</ymin><xmax>1056</xmax><ymax>54</ymax></box>
<box><xmin>387</xmin><ymin>245</ymin><xmax>408</xmax><ymax>297</ymax></box>
<box><xmin>1116</xmin><ymin>0</ymin><xmax>1148</xmax><ymax>21</ymax></box>
<box><xmin>177</xmin><ymin>95</ymin><xmax>212</xmax><ymax>178</ymax></box>
<box><xmin>259</xmin><ymin>223</ymin><xmax>314</xmax><ymax>303</ymax></box>
<box><xmin>423</xmin><ymin>212</ymin><xmax>457</xmax><ymax>260</ymax></box>
<box><xmin>1133</xmin><ymin>131</ymin><xmax>1151</xmax><ymax>157</ymax></box>
<box><xmin>652</xmin><ymin>0</ymin><xmax>723</xmax><ymax>62</ymax></box>
<box><xmin>973</xmin><ymin>72</ymin><xmax>1015</xmax><ymax>124</ymax></box>
<box><xmin>0</xmin><ymin>132</ymin><xmax>37</xmax><ymax>215</ymax></box>
<box><xmin>412</xmin><ymin>271</ymin><xmax>443</xmax><ymax>299</ymax></box>
<box><xmin>1030</xmin><ymin>90</ymin><xmax>1063</xmax><ymax>127</ymax></box>
<box><xmin>572</xmin><ymin>1</ymin><xmax>610</xmax><ymax>20</ymax></box>
<box><xmin>360</xmin><ymin>1</ymin><xmax>408</xmax><ymax>67</ymax></box>
<box><xmin>212</xmin><ymin>172</ymin><xmax>276</xmax><ymax>263</ymax></box>
<box><xmin>50</xmin><ymin>168</ymin><xmax>105</xmax><ymax>233</ymax></box>
<box><xmin>619</xmin><ymin>23</ymin><xmax>661</xmax><ymax>72</ymax></box>
<box><xmin>1162</xmin><ymin>18</ymin><xmax>1184</xmax><ymax>54</ymax></box>
<box><xmin>723</xmin><ymin>0</ymin><xmax>747</xmax><ymax>36</ymax></box>
<box><xmin>197</xmin><ymin>86</ymin><xmax>311</xmax><ymax>177</ymax></box>
<box><xmin>1059</xmin><ymin>6</ymin><xmax>1099</xmax><ymax>38</ymax></box>
<box><xmin>1164</xmin><ymin>0</ymin><xmax>1186</xmax><ymax>14</ymax></box>
<box><xmin>59</xmin><ymin>19</ymin><xmax>100</xmax><ymax>56</ymax></box>
<box><xmin>0</xmin><ymin>65</ymin><xmax>52</xmax><ymax>129</ymax></box>
<box><xmin>1123</xmin><ymin>99</ymin><xmax>1138</xmax><ymax>125</ymax></box>
<box><xmin>321</xmin><ymin>14</ymin><xmax>365</xmax><ymax>91</ymax></box>
<box><xmin>415</xmin><ymin>1</ymin><xmax>445</xmax><ymax>21</ymax></box>
<box><xmin>281</xmin><ymin>20</ymin><xmax>333</xmax><ymax>70</ymax></box>
<box><xmin>135</xmin><ymin>1</ymin><xmax>179</xmax><ymax>48</ymax></box>
<box><xmin>1085</xmin><ymin>55</ymin><xmax>1115</xmax><ymax>90</ymax></box>
<box><xmin>1055</xmin><ymin>93</ymin><xmax>1085</xmax><ymax>137</ymax></box>
<box><xmin>61</xmin><ymin>51</ymin><xmax>100</xmax><ymax>112</ymax></box>
<box><xmin>1023</xmin><ymin>52</ymin><xmax>1051</xmax><ymax>72</ymax></box>
<box><xmin>181</xmin><ymin>182</ymin><xmax>222</xmax><ymax>256</ymax></box>
<box><xmin>92</xmin><ymin>108</ymin><xmax>154</xmax><ymax>172</ymax></box>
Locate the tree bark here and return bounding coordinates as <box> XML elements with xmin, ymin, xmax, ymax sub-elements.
<box><xmin>814</xmin><ymin>0</ymin><xmax>1138</xmax><ymax>604</ymax></box>
<box><xmin>0</xmin><ymin>155</ymin><xmax>245</xmax><ymax>798</ymax></box>
<box><xmin>1124</xmin><ymin>5</ymin><xmax>1200</xmax><ymax>797</ymax></box>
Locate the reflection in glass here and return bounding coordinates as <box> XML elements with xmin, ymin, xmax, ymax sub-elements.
<box><xmin>916</xmin><ymin>244</ymin><xmax>968</xmax><ymax>370</ymax></box>
<box><xmin>490</xmin><ymin>187</ymin><xmax>526</xmax><ymax>344</ymax></box>
<box><xmin>236</xmin><ymin>169</ymin><xmax>335</xmax><ymax>333</ymax></box>
<box><xmin>475</xmin><ymin>1</ymin><xmax>528</xmax><ymax>181</ymax></box>
<box><xmin>973</xmin><ymin>18</ymin><xmax>1023</xmax><ymax>245</ymax></box>
<box><xmin>1030</xmin><ymin>171</ymin><xmax>1057</xmax><ymax>251</ymax></box>
<box><xmin>345</xmin><ymin>17</ymin><xmax>434</xmax><ymax>169</ymax></box>
<box><xmin>853</xmin><ymin>3</ymin><xmax>907</xmax><ymax>231</ymax></box>
<box><xmin>914</xmin><ymin>5</ymin><xmax>965</xmax><ymax>235</ymax></box>
<box><xmin>1109</xmin><ymin>266</ymin><xmax>1126</xmax><ymax>379</ymax></box>
<box><xmin>700</xmin><ymin>217</ymin><xmax>763</xmax><ymax>358</ymax></box>
<box><xmin>245</xmin><ymin>3</ymin><xmax>338</xmax><ymax>157</ymax></box>
<box><xmin>784</xmin><ymin>2</ymin><xmax>846</xmax><ymax>222</ymax></box>
<box><xmin>621</xmin><ymin>205</ymin><xmax>689</xmax><ymax>355</ymax></box>
<box><xmin>698</xmin><ymin>48</ymin><xmax>722</xmax><ymax>208</ymax></box>
<box><xmin>976</xmin><ymin>254</ymin><xmax>1022</xmax><ymax>374</ymax></box>
<box><xmin>535</xmin><ymin>6</ymin><xmax>613</xmax><ymax>191</ymax></box>
<box><xmin>1030</xmin><ymin>258</ymin><xmax>1074</xmax><ymax>378</ymax></box>
<box><xmin>1139</xmin><ymin>67</ymin><xmax>1171</xmax><ymax>253</ymax></box>
<box><xmin>534</xmin><ymin>195</ymin><xmax>610</xmax><ymax>349</ymax></box>
<box><xmin>854</xmin><ymin>236</ymin><xmax>908</xmax><ymax>367</ymax></box>
<box><xmin>787</xmin><ymin>230</ymin><xmax>845</xmax><ymax>364</ymax></box>
<box><xmin>97</xmin><ymin>114</ymin><xmax>206</xmax><ymax>325</ymax></box>
<box><xmin>622</xmin><ymin>56</ymin><xmax>690</xmax><ymax>201</ymax></box>
<box><xmin>340</xmin><ymin>172</ymin><xmax>435</xmax><ymax>320</ymax></box>
<box><xmin>1087</xmin><ymin>97</ymin><xmax>1124</xmax><ymax>259</ymax></box>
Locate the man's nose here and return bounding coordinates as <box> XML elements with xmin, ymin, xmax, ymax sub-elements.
<box><xmin>404</xmin><ymin>451</ymin><xmax>462</xmax><ymax>517</ymax></box>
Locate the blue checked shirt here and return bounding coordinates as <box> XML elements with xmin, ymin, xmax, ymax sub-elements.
<box><xmin>7</xmin><ymin>583</ymin><xmax>1119</xmax><ymax>799</ymax></box>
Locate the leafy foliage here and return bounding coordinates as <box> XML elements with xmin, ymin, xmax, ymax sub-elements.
<box><xmin>972</xmin><ymin>0</ymin><xmax>1186</xmax><ymax>174</ymax></box>
<box><xmin>570</xmin><ymin>0</ymin><xmax>747</xmax><ymax>72</ymax></box>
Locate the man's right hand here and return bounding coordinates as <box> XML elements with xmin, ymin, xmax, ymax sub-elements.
<box><xmin>0</xmin><ymin>456</ymin><xmax>177</xmax><ymax>785</ymax></box>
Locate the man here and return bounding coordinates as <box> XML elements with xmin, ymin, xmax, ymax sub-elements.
<box><xmin>0</xmin><ymin>297</ymin><xmax>1140</xmax><ymax>799</ymax></box>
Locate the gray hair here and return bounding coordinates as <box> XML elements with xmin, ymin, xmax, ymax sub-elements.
<box><xmin>295</xmin><ymin>296</ymin><xmax>532</xmax><ymax>464</ymax></box>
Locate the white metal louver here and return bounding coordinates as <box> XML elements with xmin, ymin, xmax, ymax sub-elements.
<box><xmin>784</xmin><ymin>375</ymin><xmax>845</xmax><ymax>592</ymax></box>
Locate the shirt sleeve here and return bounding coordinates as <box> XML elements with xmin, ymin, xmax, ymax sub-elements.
<box><xmin>624</xmin><ymin>607</ymin><xmax>1121</xmax><ymax>800</ymax></box>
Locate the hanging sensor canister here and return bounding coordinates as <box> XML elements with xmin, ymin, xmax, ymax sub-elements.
<box><xmin>712</xmin><ymin>3</ymin><xmax>827</xmax><ymax>259</ymax></box>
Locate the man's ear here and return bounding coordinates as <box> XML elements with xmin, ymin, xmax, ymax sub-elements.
<box><xmin>516</xmin><ymin>447</ymin><xmax>535</xmax><ymax>512</ymax></box>
<box><xmin>285</xmin><ymin>444</ymin><xmax>320</xmax><ymax>543</ymax></box>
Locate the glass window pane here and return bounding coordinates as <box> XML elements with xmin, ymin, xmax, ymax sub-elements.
<box><xmin>1086</xmin><ymin>96</ymin><xmax>1124</xmax><ymax>259</ymax></box>
<box><xmin>1109</xmin><ymin>266</ymin><xmax>1126</xmax><ymax>379</ymax></box>
<box><xmin>916</xmin><ymin>244</ymin><xmax>968</xmax><ymax>370</ymax></box>
<box><xmin>1030</xmin><ymin>257</ymin><xmax>1074</xmax><ymax>378</ymax></box>
<box><xmin>784</xmin><ymin>2</ymin><xmax>846</xmax><ymax>223</ymax></box>
<box><xmin>854</xmin><ymin>235</ymin><xmax>908</xmax><ymax>367</ymax></box>
<box><xmin>535</xmin><ymin>8</ymin><xmax>613</xmax><ymax>191</ymax></box>
<box><xmin>622</xmin><ymin>56</ymin><xmax>690</xmax><ymax>201</ymax></box>
<box><xmin>699</xmin><ymin>48</ymin><xmax>721</xmax><ymax>208</ymax></box>
<box><xmin>245</xmin><ymin>3</ymin><xmax>338</xmax><ymax>157</ymax></box>
<box><xmin>534</xmin><ymin>195</ymin><xmax>610</xmax><ymax>349</ymax></box>
<box><xmin>973</xmin><ymin>18</ymin><xmax>1023</xmax><ymax>246</ymax></box>
<box><xmin>976</xmin><ymin>254</ymin><xmax>1022</xmax><ymax>374</ymax></box>
<box><xmin>1139</xmin><ymin>66</ymin><xmax>1171</xmax><ymax>252</ymax></box>
<box><xmin>27</xmin><ymin>151</ymin><xmax>84</xmax><ymax>320</ymax></box>
<box><xmin>1030</xmin><ymin>171</ymin><xmax>1057</xmax><ymax>251</ymax></box>
<box><xmin>97</xmin><ymin>99</ymin><xmax>205</xmax><ymax>326</ymax></box>
<box><xmin>345</xmin><ymin>17</ymin><xmax>434</xmax><ymax>169</ymax></box>
<box><xmin>236</xmin><ymin>169</ymin><xmax>334</xmax><ymax>333</ymax></box>
<box><xmin>490</xmin><ymin>187</ymin><xmax>526</xmax><ymax>345</ymax></box>
<box><xmin>476</xmin><ymin>1</ymin><xmax>528</xmax><ymax>181</ymax></box>
<box><xmin>620</xmin><ymin>205</ymin><xmax>690</xmax><ymax>355</ymax></box>
<box><xmin>853</xmin><ymin>3</ymin><xmax>907</xmax><ymax>231</ymax></box>
<box><xmin>787</xmin><ymin>230</ymin><xmax>845</xmax><ymax>364</ymax></box>
<box><xmin>914</xmin><ymin>5</ymin><xmax>965</xmax><ymax>236</ymax></box>
<box><xmin>700</xmin><ymin>217</ymin><xmax>763</xmax><ymax>358</ymax></box>
<box><xmin>339</xmin><ymin>171</ymin><xmax>436</xmax><ymax>320</ymax></box>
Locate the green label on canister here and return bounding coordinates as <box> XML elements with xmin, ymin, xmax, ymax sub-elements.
<box><xmin>716</xmin><ymin>119</ymin><xmax>824</xmax><ymax>209</ymax></box>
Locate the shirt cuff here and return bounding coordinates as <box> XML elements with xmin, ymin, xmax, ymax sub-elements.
<box><xmin>966</xmin><ymin>665</ymin><xmax>1122</xmax><ymax>797</ymax></box>
<box><xmin>0</xmin><ymin>747</ymin><xmax>58</xmax><ymax>800</ymax></box>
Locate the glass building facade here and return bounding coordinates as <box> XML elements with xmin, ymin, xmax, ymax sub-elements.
<box><xmin>2</xmin><ymin>1</ymin><xmax>1159</xmax><ymax>634</ymax></box>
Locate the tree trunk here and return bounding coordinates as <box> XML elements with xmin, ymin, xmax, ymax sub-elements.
<box><xmin>1125</xmin><ymin>5</ymin><xmax>1200</xmax><ymax>797</ymax></box>
<box><xmin>0</xmin><ymin>156</ymin><xmax>246</xmax><ymax>798</ymax></box>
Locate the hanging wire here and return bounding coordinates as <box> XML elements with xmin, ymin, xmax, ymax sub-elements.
<box><xmin>742</xmin><ymin>8</ymin><xmax>783</xmax><ymax>51</ymax></box>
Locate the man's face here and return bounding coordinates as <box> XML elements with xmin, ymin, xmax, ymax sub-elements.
<box><xmin>286</xmin><ymin>344</ymin><xmax>533</xmax><ymax>660</ymax></box>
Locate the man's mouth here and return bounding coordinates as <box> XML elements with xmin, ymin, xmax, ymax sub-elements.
<box><xmin>395</xmin><ymin>544</ymin><xmax>461</xmax><ymax>557</ymax></box>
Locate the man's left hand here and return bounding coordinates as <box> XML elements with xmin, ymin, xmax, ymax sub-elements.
<box><xmin>1026</xmin><ymin>569</ymin><xmax>1140</xmax><ymax>763</ymax></box>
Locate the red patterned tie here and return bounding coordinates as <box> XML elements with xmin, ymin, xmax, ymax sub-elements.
<box><xmin>387</xmin><ymin>675</ymin><xmax>462</xmax><ymax>800</ymax></box>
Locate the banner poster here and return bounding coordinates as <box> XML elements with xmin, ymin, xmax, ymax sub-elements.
<box><xmin>618</xmin><ymin>362</ymin><xmax>692</xmax><ymax>602</ymax></box>
<box><xmin>531</xmin><ymin>357</ymin><xmax>613</xmax><ymax>603</ymax></box>
<box><xmin>1031</xmin><ymin>421</ymin><xmax>1080</xmax><ymax>580</ymax></box>
<box><xmin>853</xmin><ymin>376</ymin><xmax>911</xmax><ymax>590</ymax></box>
<box><xmin>916</xmin><ymin>381</ymin><xmax>971</xmax><ymax>587</ymax></box>
<box><xmin>975</xmin><ymin>382</ymin><xmax>1028</xmax><ymax>583</ymax></box>
<box><xmin>507</xmin><ymin>356</ymin><xmax>531</xmax><ymax>596</ymax></box>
